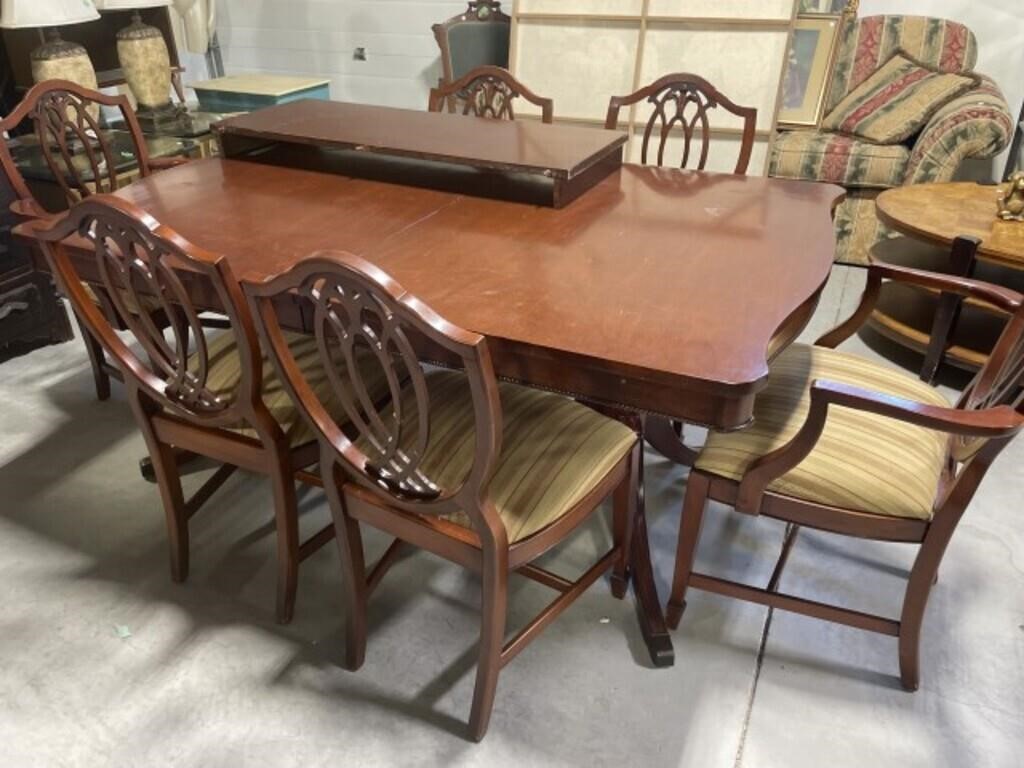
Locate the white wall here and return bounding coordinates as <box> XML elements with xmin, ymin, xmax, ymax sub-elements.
<box><xmin>214</xmin><ymin>0</ymin><xmax>466</xmax><ymax>109</ymax></box>
<box><xmin>208</xmin><ymin>0</ymin><xmax>1021</xmax><ymax>168</ymax></box>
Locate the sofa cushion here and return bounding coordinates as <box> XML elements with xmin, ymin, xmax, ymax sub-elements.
<box><xmin>826</xmin><ymin>16</ymin><xmax>978</xmax><ymax>115</ymax></box>
<box><xmin>770</xmin><ymin>131</ymin><xmax>910</xmax><ymax>189</ymax></box>
<box><xmin>905</xmin><ymin>76</ymin><xmax>1014</xmax><ymax>185</ymax></box>
<box><xmin>822</xmin><ymin>51</ymin><xmax>978</xmax><ymax>144</ymax></box>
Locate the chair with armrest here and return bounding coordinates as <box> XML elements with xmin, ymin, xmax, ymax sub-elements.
<box><xmin>606</xmin><ymin>73</ymin><xmax>758</xmax><ymax>174</ymax></box>
<box><xmin>244</xmin><ymin>251</ymin><xmax>640</xmax><ymax>741</ymax></box>
<box><xmin>432</xmin><ymin>1</ymin><xmax>510</xmax><ymax>87</ymax></box>
<box><xmin>428</xmin><ymin>65</ymin><xmax>554</xmax><ymax>124</ymax></box>
<box><xmin>0</xmin><ymin>79</ymin><xmax>197</xmax><ymax>401</ymax></box>
<box><xmin>660</xmin><ymin>257</ymin><xmax>1024</xmax><ymax>690</ymax></box>
<box><xmin>25</xmin><ymin>195</ymin><xmax>390</xmax><ymax>624</ymax></box>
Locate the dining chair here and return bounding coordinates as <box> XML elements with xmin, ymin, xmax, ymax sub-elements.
<box><xmin>432</xmin><ymin>1</ymin><xmax>511</xmax><ymax>87</ymax></box>
<box><xmin>661</xmin><ymin>259</ymin><xmax>1024</xmax><ymax>690</ymax></box>
<box><xmin>0</xmin><ymin>79</ymin><xmax>198</xmax><ymax>402</ymax></box>
<box><xmin>428</xmin><ymin>65</ymin><xmax>554</xmax><ymax>124</ymax></box>
<box><xmin>605</xmin><ymin>73</ymin><xmax>757</xmax><ymax>174</ymax></box>
<box><xmin>244</xmin><ymin>251</ymin><xmax>640</xmax><ymax>741</ymax></box>
<box><xmin>26</xmin><ymin>195</ymin><xmax>387</xmax><ymax>625</ymax></box>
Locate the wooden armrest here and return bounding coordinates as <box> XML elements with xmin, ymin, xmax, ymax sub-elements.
<box><xmin>868</xmin><ymin>261</ymin><xmax>1023</xmax><ymax>312</ymax></box>
<box><xmin>809</xmin><ymin>380</ymin><xmax>1022</xmax><ymax>437</ymax></box>
<box><xmin>817</xmin><ymin>259</ymin><xmax>1024</xmax><ymax>349</ymax></box>
<box><xmin>9</xmin><ymin>198</ymin><xmax>48</xmax><ymax>220</ymax></box>
<box><xmin>149</xmin><ymin>155</ymin><xmax>192</xmax><ymax>171</ymax></box>
<box><xmin>735</xmin><ymin>378</ymin><xmax>1024</xmax><ymax>513</ymax></box>
<box><xmin>13</xmin><ymin>216</ymin><xmax>55</xmax><ymax>239</ymax></box>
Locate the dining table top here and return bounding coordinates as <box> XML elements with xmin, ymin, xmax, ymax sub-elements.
<box><xmin>102</xmin><ymin>156</ymin><xmax>842</xmax><ymax>428</ymax></box>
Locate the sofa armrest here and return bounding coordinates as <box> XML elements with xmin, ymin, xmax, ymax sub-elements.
<box><xmin>905</xmin><ymin>76</ymin><xmax>1013</xmax><ymax>185</ymax></box>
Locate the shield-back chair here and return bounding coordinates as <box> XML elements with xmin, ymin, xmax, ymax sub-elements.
<box><xmin>428</xmin><ymin>65</ymin><xmax>554</xmax><ymax>124</ymax></box>
<box><xmin>0</xmin><ymin>79</ymin><xmax>200</xmax><ymax>401</ymax></box>
<box><xmin>244</xmin><ymin>251</ymin><xmax>640</xmax><ymax>740</ymax></box>
<box><xmin>606</xmin><ymin>73</ymin><xmax>757</xmax><ymax>174</ymax></box>
<box><xmin>25</xmin><ymin>195</ymin><xmax>387</xmax><ymax>624</ymax></box>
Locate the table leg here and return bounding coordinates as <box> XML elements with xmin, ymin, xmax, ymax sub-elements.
<box><xmin>630</xmin><ymin>438</ymin><xmax>675</xmax><ymax>668</ymax></box>
<box><xmin>584</xmin><ymin>405</ymin><xmax>675</xmax><ymax>667</ymax></box>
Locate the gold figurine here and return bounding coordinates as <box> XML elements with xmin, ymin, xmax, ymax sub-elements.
<box><xmin>997</xmin><ymin>171</ymin><xmax>1024</xmax><ymax>222</ymax></box>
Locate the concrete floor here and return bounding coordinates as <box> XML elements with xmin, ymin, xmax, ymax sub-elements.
<box><xmin>0</xmin><ymin>266</ymin><xmax>1022</xmax><ymax>767</ymax></box>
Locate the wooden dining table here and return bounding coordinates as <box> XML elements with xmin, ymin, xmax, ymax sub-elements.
<box><xmin>18</xmin><ymin>109</ymin><xmax>843</xmax><ymax>668</ymax></box>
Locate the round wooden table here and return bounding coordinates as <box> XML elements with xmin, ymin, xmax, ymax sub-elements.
<box><xmin>870</xmin><ymin>182</ymin><xmax>1024</xmax><ymax>378</ymax></box>
<box><xmin>876</xmin><ymin>182</ymin><xmax>1024</xmax><ymax>269</ymax></box>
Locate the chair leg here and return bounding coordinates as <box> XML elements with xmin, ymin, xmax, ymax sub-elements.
<box><xmin>610</xmin><ymin>446</ymin><xmax>639</xmax><ymax>599</ymax></box>
<box><xmin>323</xmin><ymin>465</ymin><xmax>368</xmax><ymax>670</ymax></box>
<box><xmin>75</xmin><ymin>313</ymin><xmax>111</xmax><ymax>401</ymax></box>
<box><xmin>270</xmin><ymin>460</ymin><xmax>301</xmax><ymax>625</ymax></box>
<box><xmin>127</xmin><ymin>393</ymin><xmax>189</xmax><ymax>581</ymax></box>
<box><xmin>149</xmin><ymin>438</ymin><xmax>190</xmax><ymax>582</ymax></box>
<box><xmin>898</xmin><ymin>521</ymin><xmax>956</xmax><ymax>692</ymax></box>
<box><xmin>666</xmin><ymin>471</ymin><xmax>710</xmax><ymax>629</ymax></box>
<box><xmin>468</xmin><ymin>548</ymin><xmax>508</xmax><ymax>742</ymax></box>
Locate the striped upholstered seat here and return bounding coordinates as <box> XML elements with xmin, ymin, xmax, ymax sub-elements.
<box><xmin>695</xmin><ymin>344</ymin><xmax>951</xmax><ymax>521</ymax></box>
<box><xmin>197</xmin><ymin>331</ymin><xmax>390</xmax><ymax>447</ymax></box>
<box><xmin>83</xmin><ymin>281</ymin><xmax>165</xmax><ymax>316</ymax></box>
<box><xmin>373</xmin><ymin>371</ymin><xmax>637</xmax><ymax>542</ymax></box>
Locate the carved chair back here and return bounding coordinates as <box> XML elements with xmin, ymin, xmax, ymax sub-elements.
<box><xmin>245</xmin><ymin>252</ymin><xmax>505</xmax><ymax>533</ymax></box>
<box><xmin>432</xmin><ymin>1</ymin><xmax>511</xmax><ymax>85</ymax></box>
<box><xmin>428</xmin><ymin>66</ymin><xmax>554</xmax><ymax>124</ymax></box>
<box><xmin>605</xmin><ymin>73</ymin><xmax>757</xmax><ymax>174</ymax></box>
<box><xmin>30</xmin><ymin>195</ymin><xmax>264</xmax><ymax>428</ymax></box>
<box><xmin>0</xmin><ymin>79</ymin><xmax>151</xmax><ymax>213</ymax></box>
<box><xmin>950</xmin><ymin>298</ymin><xmax>1024</xmax><ymax>464</ymax></box>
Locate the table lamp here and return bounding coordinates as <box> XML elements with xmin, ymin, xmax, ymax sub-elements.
<box><xmin>94</xmin><ymin>0</ymin><xmax>185</xmax><ymax>129</ymax></box>
<box><xmin>0</xmin><ymin>0</ymin><xmax>101</xmax><ymax>88</ymax></box>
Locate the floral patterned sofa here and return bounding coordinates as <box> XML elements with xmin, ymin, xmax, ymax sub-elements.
<box><xmin>769</xmin><ymin>15</ymin><xmax>1013</xmax><ymax>265</ymax></box>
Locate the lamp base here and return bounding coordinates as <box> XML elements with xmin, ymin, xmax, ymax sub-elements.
<box><xmin>117</xmin><ymin>14</ymin><xmax>174</xmax><ymax>111</ymax></box>
<box><xmin>30</xmin><ymin>30</ymin><xmax>99</xmax><ymax>92</ymax></box>
<box><xmin>136</xmin><ymin>102</ymin><xmax>192</xmax><ymax>134</ymax></box>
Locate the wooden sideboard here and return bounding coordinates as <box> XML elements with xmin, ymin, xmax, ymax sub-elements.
<box><xmin>0</xmin><ymin>172</ymin><xmax>72</xmax><ymax>357</ymax></box>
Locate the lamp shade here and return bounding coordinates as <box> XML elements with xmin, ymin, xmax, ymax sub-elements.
<box><xmin>93</xmin><ymin>0</ymin><xmax>171</xmax><ymax>8</ymax></box>
<box><xmin>0</xmin><ymin>0</ymin><xmax>100</xmax><ymax>28</ymax></box>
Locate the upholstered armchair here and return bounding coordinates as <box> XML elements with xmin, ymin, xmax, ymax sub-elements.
<box><xmin>769</xmin><ymin>15</ymin><xmax>1013</xmax><ymax>265</ymax></box>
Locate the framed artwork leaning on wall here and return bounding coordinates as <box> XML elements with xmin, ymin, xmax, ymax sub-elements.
<box><xmin>778</xmin><ymin>14</ymin><xmax>842</xmax><ymax>128</ymax></box>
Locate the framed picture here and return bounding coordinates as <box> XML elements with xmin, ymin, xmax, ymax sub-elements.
<box><xmin>778</xmin><ymin>15</ymin><xmax>842</xmax><ymax>128</ymax></box>
<box><xmin>798</xmin><ymin>0</ymin><xmax>849</xmax><ymax>12</ymax></box>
